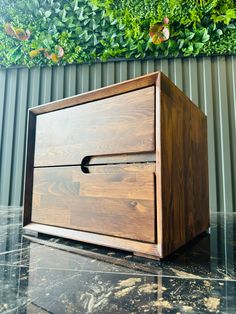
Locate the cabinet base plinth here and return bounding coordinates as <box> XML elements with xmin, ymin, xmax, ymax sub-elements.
<box><xmin>133</xmin><ymin>252</ymin><xmax>160</xmax><ymax>260</ymax></box>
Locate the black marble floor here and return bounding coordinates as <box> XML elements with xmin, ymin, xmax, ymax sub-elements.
<box><xmin>0</xmin><ymin>207</ymin><xmax>236</xmax><ymax>313</ymax></box>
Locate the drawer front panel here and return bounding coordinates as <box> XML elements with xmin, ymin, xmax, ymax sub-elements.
<box><xmin>34</xmin><ymin>87</ymin><xmax>155</xmax><ymax>167</ymax></box>
<box><xmin>31</xmin><ymin>164</ymin><xmax>156</xmax><ymax>243</ymax></box>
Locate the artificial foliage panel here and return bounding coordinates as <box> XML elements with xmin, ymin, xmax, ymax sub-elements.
<box><xmin>0</xmin><ymin>0</ymin><xmax>235</xmax><ymax>67</ymax></box>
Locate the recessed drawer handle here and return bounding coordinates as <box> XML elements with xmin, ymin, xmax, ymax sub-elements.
<box><xmin>81</xmin><ymin>164</ymin><xmax>90</xmax><ymax>174</ymax></box>
<box><xmin>81</xmin><ymin>154</ymin><xmax>156</xmax><ymax>174</ymax></box>
<box><xmin>81</xmin><ymin>152</ymin><xmax>156</xmax><ymax>174</ymax></box>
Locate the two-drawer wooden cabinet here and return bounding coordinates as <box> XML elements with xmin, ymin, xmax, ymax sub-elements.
<box><xmin>23</xmin><ymin>72</ymin><xmax>209</xmax><ymax>259</ymax></box>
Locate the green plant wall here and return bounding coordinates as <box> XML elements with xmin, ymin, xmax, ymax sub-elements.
<box><xmin>0</xmin><ymin>0</ymin><xmax>235</xmax><ymax>67</ymax></box>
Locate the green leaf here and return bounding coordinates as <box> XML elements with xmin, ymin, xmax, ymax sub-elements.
<box><xmin>183</xmin><ymin>44</ymin><xmax>194</xmax><ymax>56</ymax></box>
<box><xmin>0</xmin><ymin>0</ymin><xmax>235</xmax><ymax>67</ymax></box>
<box><xmin>202</xmin><ymin>29</ymin><xmax>210</xmax><ymax>42</ymax></box>
<box><xmin>78</xmin><ymin>8</ymin><xmax>85</xmax><ymax>21</ymax></box>
<box><xmin>45</xmin><ymin>11</ymin><xmax>52</xmax><ymax>18</ymax></box>
<box><xmin>194</xmin><ymin>42</ymin><xmax>204</xmax><ymax>50</ymax></box>
<box><xmin>186</xmin><ymin>31</ymin><xmax>195</xmax><ymax>40</ymax></box>
<box><xmin>110</xmin><ymin>18</ymin><xmax>118</xmax><ymax>25</ymax></box>
<box><xmin>227</xmin><ymin>24</ymin><xmax>236</xmax><ymax>29</ymax></box>
<box><xmin>178</xmin><ymin>39</ymin><xmax>184</xmax><ymax>49</ymax></box>
<box><xmin>74</xmin><ymin>0</ymin><xmax>79</xmax><ymax>11</ymax></box>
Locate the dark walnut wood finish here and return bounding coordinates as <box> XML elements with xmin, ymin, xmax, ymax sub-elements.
<box><xmin>23</xmin><ymin>72</ymin><xmax>209</xmax><ymax>259</ymax></box>
<box><xmin>32</xmin><ymin>164</ymin><xmax>156</xmax><ymax>243</ymax></box>
<box><xmin>34</xmin><ymin>87</ymin><xmax>155</xmax><ymax>167</ymax></box>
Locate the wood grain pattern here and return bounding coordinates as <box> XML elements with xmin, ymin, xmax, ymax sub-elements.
<box><xmin>23</xmin><ymin>71</ymin><xmax>209</xmax><ymax>259</ymax></box>
<box><xmin>34</xmin><ymin>87</ymin><xmax>155</xmax><ymax>167</ymax></box>
<box><xmin>32</xmin><ymin>164</ymin><xmax>156</xmax><ymax>242</ymax></box>
<box><xmin>30</xmin><ymin>72</ymin><xmax>159</xmax><ymax>115</ymax></box>
<box><xmin>159</xmin><ymin>72</ymin><xmax>209</xmax><ymax>257</ymax></box>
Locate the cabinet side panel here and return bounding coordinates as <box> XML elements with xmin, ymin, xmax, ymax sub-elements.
<box><xmin>23</xmin><ymin>111</ymin><xmax>36</xmax><ymax>225</ymax></box>
<box><xmin>160</xmin><ymin>73</ymin><xmax>209</xmax><ymax>257</ymax></box>
<box><xmin>155</xmin><ymin>74</ymin><xmax>163</xmax><ymax>256</ymax></box>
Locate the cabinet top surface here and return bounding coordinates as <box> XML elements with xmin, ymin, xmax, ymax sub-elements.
<box><xmin>30</xmin><ymin>71</ymin><xmax>161</xmax><ymax>115</ymax></box>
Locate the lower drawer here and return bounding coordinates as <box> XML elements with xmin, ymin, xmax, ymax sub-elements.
<box><xmin>31</xmin><ymin>164</ymin><xmax>156</xmax><ymax>243</ymax></box>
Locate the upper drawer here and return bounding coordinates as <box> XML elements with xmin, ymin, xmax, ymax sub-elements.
<box><xmin>34</xmin><ymin>87</ymin><xmax>155</xmax><ymax>167</ymax></box>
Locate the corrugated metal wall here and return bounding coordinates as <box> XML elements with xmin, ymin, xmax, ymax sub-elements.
<box><xmin>0</xmin><ymin>56</ymin><xmax>235</xmax><ymax>212</ymax></box>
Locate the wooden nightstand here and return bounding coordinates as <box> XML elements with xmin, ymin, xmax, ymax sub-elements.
<box><xmin>23</xmin><ymin>72</ymin><xmax>209</xmax><ymax>259</ymax></box>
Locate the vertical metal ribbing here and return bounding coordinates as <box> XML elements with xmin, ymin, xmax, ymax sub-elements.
<box><xmin>0</xmin><ymin>69</ymin><xmax>7</xmax><ymax>175</ymax></box>
<box><xmin>39</xmin><ymin>66</ymin><xmax>52</xmax><ymax>105</ymax></box>
<box><xmin>226</xmin><ymin>56</ymin><xmax>236</xmax><ymax>211</ymax></box>
<box><xmin>216</xmin><ymin>57</ymin><xmax>233</xmax><ymax>213</ymax></box>
<box><xmin>158</xmin><ymin>59</ymin><xmax>169</xmax><ymax>76</ymax></box>
<box><xmin>0</xmin><ymin>56</ymin><xmax>235</xmax><ymax>211</ymax></box>
<box><xmin>169</xmin><ymin>58</ymin><xmax>183</xmax><ymax>91</ymax></box>
<box><xmin>197</xmin><ymin>58</ymin><xmax>206</xmax><ymax>113</ymax></box>
<box><xmin>0</xmin><ymin>69</ymin><xmax>7</xmax><ymax>277</ymax></box>
<box><xmin>201</xmin><ymin>58</ymin><xmax>218</xmax><ymax>212</ymax></box>
<box><xmin>182</xmin><ymin>58</ymin><xmax>198</xmax><ymax>104</ymax></box>
<box><xmin>89</xmin><ymin>63</ymin><xmax>102</xmax><ymax>90</ymax></box>
<box><xmin>141</xmin><ymin>60</ymin><xmax>155</xmax><ymax>75</ymax></box>
<box><xmin>52</xmin><ymin>66</ymin><xmax>64</xmax><ymax>101</ymax></box>
<box><xmin>189</xmin><ymin>58</ymin><xmax>199</xmax><ymax>105</ymax></box>
<box><xmin>28</xmin><ymin>67</ymin><xmax>41</xmax><ymax>109</ymax></box>
<box><xmin>127</xmin><ymin>60</ymin><xmax>142</xmax><ymax>79</ymax></box>
<box><xmin>10</xmin><ymin>68</ymin><xmax>29</xmax><ymax>205</ymax></box>
<box><xmin>64</xmin><ymin>65</ymin><xmax>77</xmax><ymax>98</ymax></box>
<box><xmin>77</xmin><ymin>64</ymin><xmax>89</xmax><ymax>94</ymax></box>
<box><xmin>115</xmin><ymin>61</ymin><xmax>128</xmax><ymax>83</ymax></box>
<box><xmin>182</xmin><ymin>58</ymin><xmax>191</xmax><ymax>100</ymax></box>
<box><xmin>222</xmin><ymin>58</ymin><xmax>236</xmax><ymax>281</ymax></box>
<box><xmin>211</xmin><ymin>57</ymin><xmax>224</xmax><ymax>212</ymax></box>
<box><xmin>0</xmin><ymin>69</ymin><xmax>18</xmax><ymax>205</ymax></box>
<box><xmin>102</xmin><ymin>62</ymin><xmax>115</xmax><ymax>87</ymax></box>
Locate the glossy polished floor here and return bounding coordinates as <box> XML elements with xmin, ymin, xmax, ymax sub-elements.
<box><xmin>0</xmin><ymin>207</ymin><xmax>235</xmax><ymax>313</ymax></box>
